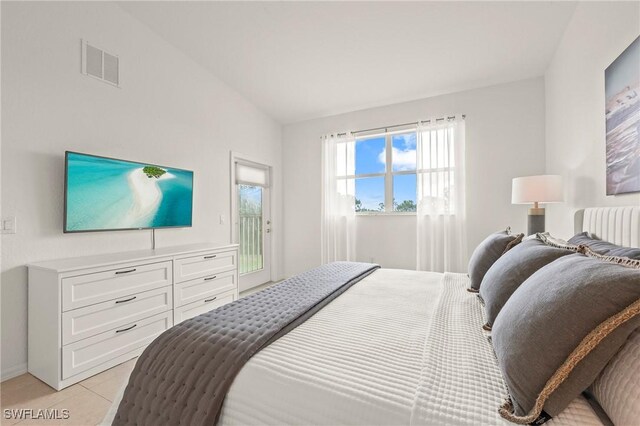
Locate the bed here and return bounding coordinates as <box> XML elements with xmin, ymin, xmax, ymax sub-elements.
<box><xmin>105</xmin><ymin>206</ymin><xmax>640</xmax><ymax>425</ymax></box>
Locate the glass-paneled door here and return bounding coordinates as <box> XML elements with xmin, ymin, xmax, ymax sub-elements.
<box><xmin>232</xmin><ymin>158</ymin><xmax>271</xmax><ymax>291</ymax></box>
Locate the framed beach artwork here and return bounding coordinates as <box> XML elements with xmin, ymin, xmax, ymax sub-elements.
<box><xmin>605</xmin><ymin>36</ymin><xmax>640</xmax><ymax>195</ymax></box>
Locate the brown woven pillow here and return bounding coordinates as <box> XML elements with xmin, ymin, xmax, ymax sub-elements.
<box><xmin>467</xmin><ymin>228</ymin><xmax>524</xmax><ymax>292</ymax></box>
<box><xmin>493</xmin><ymin>250</ymin><xmax>640</xmax><ymax>423</ymax></box>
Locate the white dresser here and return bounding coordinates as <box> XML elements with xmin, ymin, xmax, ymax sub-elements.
<box><xmin>27</xmin><ymin>243</ymin><xmax>239</xmax><ymax>390</ymax></box>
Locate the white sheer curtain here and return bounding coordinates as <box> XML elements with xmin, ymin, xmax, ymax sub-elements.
<box><xmin>416</xmin><ymin>118</ymin><xmax>467</xmax><ymax>272</ymax></box>
<box><xmin>321</xmin><ymin>133</ymin><xmax>356</xmax><ymax>263</ymax></box>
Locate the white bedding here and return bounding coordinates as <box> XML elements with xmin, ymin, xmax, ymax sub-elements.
<box><xmin>409</xmin><ymin>272</ymin><xmax>601</xmax><ymax>426</ymax></box>
<box><xmin>105</xmin><ymin>268</ymin><xmax>604</xmax><ymax>426</ymax></box>
<box><xmin>218</xmin><ymin>269</ymin><xmax>602</xmax><ymax>426</ymax></box>
<box><xmin>219</xmin><ymin>269</ymin><xmax>443</xmax><ymax>425</ymax></box>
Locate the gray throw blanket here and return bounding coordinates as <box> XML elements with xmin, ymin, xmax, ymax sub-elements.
<box><xmin>113</xmin><ymin>261</ymin><xmax>380</xmax><ymax>426</ymax></box>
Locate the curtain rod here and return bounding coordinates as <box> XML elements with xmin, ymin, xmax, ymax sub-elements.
<box><xmin>330</xmin><ymin>114</ymin><xmax>465</xmax><ymax>138</ymax></box>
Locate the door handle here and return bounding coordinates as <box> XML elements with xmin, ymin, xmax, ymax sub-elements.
<box><xmin>204</xmin><ymin>255</ymin><xmax>217</xmax><ymax>260</ymax></box>
<box><xmin>115</xmin><ymin>268</ymin><xmax>136</xmax><ymax>275</ymax></box>
<box><xmin>115</xmin><ymin>324</ymin><xmax>137</xmax><ymax>333</ymax></box>
<box><xmin>115</xmin><ymin>296</ymin><xmax>137</xmax><ymax>304</ymax></box>
<box><xmin>204</xmin><ymin>296</ymin><xmax>217</xmax><ymax>303</ymax></box>
<box><xmin>204</xmin><ymin>275</ymin><xmax>217</xmax><ymax>281</ymax></box>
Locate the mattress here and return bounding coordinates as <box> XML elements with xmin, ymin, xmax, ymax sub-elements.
<box><xmin>104</xmin><ymin>268</ymin><xmax>603</xmax><ymax>425</ymax></box>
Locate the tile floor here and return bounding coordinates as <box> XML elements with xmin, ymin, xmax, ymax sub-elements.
<box><xmin>0</xmin><ymin>358</ymin><xmax>135</xmax><ymax>425</ymax></box>
<box><xmin>0</xmin><ymin>282</ymin><xmax>278</xmax><ymax>425</ymax></box>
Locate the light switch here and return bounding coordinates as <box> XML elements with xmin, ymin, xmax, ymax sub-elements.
<box><xmin>219</xmin><ymin>214</ymin><xmax>225</xmax><ymax>225</ymax></box>
<box><xmin>1</xmin><ymin>217</ymin><xmax>17</xmax><ymax>234</ymax></box>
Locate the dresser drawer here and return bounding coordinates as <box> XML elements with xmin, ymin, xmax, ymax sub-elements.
<box><xmin>174</xmin><ymin>290</ymin><xmax>235</xmax><ymax>324</ymax></box>
<box><xmin>62</xmin><ymin>261</ymin><xmax>172</xmax><ymax>311</ymax></box>
<box><xmin>174</xmin><ymin>250</ymin><xmax>236</xmax><ymax>283</ymax></box>
<box><xmin>174</xmin><ymin>269</ymin><xmax>237</xmax><ymax>308</ymax></box>
<box><xmin>62</xmin><ymin>286</ymin><xmax>172</xmax><ymax>345</ymax></box>
<box><xmin>62</xmin><ymin>311</ymin><xmax>171</xmax><ymax>380</ymax></box>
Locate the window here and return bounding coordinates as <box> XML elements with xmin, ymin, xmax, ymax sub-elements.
<box><xmin>416</xmin><ymin>124</ymin><xmax>458</xmax><ymax>214</ymax></box>
<box><xmin>337</xmin><ymin>131</ymin><xmax>418</xmax><ymax>213</ymax></box>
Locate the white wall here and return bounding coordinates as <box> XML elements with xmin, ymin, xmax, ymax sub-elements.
<box><xmin>283</xmin><ymin>78</ymin><xmax>546</xmax><ymax>277</ymax></box>
<box><xmin>545</xmin><ymin>2</ymin><xmax>640</xmax><ymax>238</ymax></box>
<box><xmin>0</xmin><ymin>2</ymin><xmax>283</xmax><ymax>379</ymax></box>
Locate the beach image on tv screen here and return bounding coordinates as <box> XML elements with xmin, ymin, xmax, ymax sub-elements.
<box><xmin>65</xmin><ymin>152</ymin><xmax>193</xmax><ymax>231</ymax></box>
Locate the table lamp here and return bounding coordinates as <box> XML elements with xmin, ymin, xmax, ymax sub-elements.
<box><xmin>512</xmin><ymin>175</ymin><xmax>564</xmax><ymax>235</ymax></box>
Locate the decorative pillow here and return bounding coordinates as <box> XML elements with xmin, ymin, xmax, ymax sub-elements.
<box><xmin>492</xmin><ymin>250</ymin><xmax>640</xmax><ymax>423</ymax></box>
<box><xmin>568</xmin><ymin>232</ymin><xmax>640</xmax><ymax>259</ymax></box>
<box><xmin>479</xmin><ymin>237</ymin><xmax>576</xmax><ymax>330</ymax></box>
<box><xmin>590</xmin><ymin>328</ymin><xmax>640</xmax><ymax>426</ymax></box>
<box><xmin>467</xmin><ymin>228</ymin><xmax>524</xmax><ymax>292</ymax></box>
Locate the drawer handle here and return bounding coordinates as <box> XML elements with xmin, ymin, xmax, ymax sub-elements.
<box><xmin>204</xmin><ymin>275</ymin><xmax>217</xmax><ymax>281</ymax></box>
<box><xmin>204</xmin><ymin>296</ymin><xmax>217</xmax><ymax>303</ymax></box>
<box><xmin>204</xmin><ymin>255</ymin><xmax>217</xmax><ymax>260</ymax></box>
<box><xmin>115</xmin><ymin>324</ymin><xmax>137</xmax><ymax>333</ymax></box>
<box><xmin>115</xmin><ymin>296</ymin><xmax>137</xmax><ymax>304</ymax></box>
<box><xmin>115</xmin><ymin>268</ymin><xmax>137</xmax><ymax>275</ymax></box>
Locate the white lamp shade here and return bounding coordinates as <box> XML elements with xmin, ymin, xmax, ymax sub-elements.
<box><xmin>512</xmin><ymin>175</ymin><xmax>564</xmax><ymax>204</ymax></box>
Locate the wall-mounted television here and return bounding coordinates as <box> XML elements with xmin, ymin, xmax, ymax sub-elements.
<box><xmin>64</xmin><ymin>151</ymin><xmax>193</xmax><ymax>233</ymax></box>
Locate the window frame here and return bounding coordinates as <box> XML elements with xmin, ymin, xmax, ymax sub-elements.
<box><xmin>338</xmin><ymin>131</ymin><xmax>418</xmax><ymax>215</ymax></box>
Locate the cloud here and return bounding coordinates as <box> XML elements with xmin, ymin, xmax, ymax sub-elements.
<box><xmin>377</xmin><ymin>147</ymin><xmax>416</xmax><ymax>171</ymax></box>
<box><xmin>396</xmin><ymin>134</ymin><xmax>416</xmax><ymax>150</ymax></box>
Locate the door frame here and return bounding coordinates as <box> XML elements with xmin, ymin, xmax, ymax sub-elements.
<box><xmin>230</xmin><ymin>152</ymin><xmax>273</xmax><ymax>291</ymax></box>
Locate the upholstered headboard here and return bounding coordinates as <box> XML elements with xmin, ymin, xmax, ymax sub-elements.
<box><xmin>574</xmin><ymin>206</ymin><xmax>640</xmax><ymax>247</ymax></box>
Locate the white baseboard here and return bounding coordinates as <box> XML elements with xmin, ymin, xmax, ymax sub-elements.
<box><xmin>1</xmin><ymin>363</ymin><xmax>27</xmax><ymax>382</ymax></box>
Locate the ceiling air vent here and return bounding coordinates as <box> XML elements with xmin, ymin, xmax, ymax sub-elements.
<box><xmin>81</xmin><ymin>40</ymin><xmax>119</xmax><ymax>87</ymax></box>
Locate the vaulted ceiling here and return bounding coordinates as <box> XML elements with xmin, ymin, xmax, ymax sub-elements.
<box><xmin>119</xmin><ymin>1</ymin><xmax>576</xmax><ymax>124</ymax></box>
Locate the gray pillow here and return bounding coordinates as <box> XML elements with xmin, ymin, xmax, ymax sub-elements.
<box><xmin>568</xmin><ymin>232</ymin><xmax>640</xmax><ymax>259</ymax></box>
<box><xmin>492</xmin><ymin>251</ymin><xmax>640</xmax><ymax>424</ymax></box>
<box><xmin>479</xmin><ymin>238</ymin><xmax>575</xmax><ymax>329</ymax></box>
<box><xmin>468</xmin><ymin>228</ymin><xmax>523</xmax><ymax>292</ymax></box>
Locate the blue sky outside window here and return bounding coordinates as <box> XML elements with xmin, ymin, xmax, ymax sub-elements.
<box><xmin>353</xmin><ymin>132</ymin><xmax>417</xmax><ymax>212</ymax></box>
<box><xmin>355</xmin><ymin>177</ymin><xmax>385</xmax><ymax>211</ymax></box>
<box><xmin>392</xmin><ymin>133</ymin><xmax>417</xmax><ymax>171</ymax></box>
<box><xmin>393</xmin><ymin>174</ymin><xmax>416</xmax><ymax>210</ymax></box>
<box><xmin>355</xmin><ymin>137</ymin><xmax>386</xmax><ymax>175</ymax></box>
